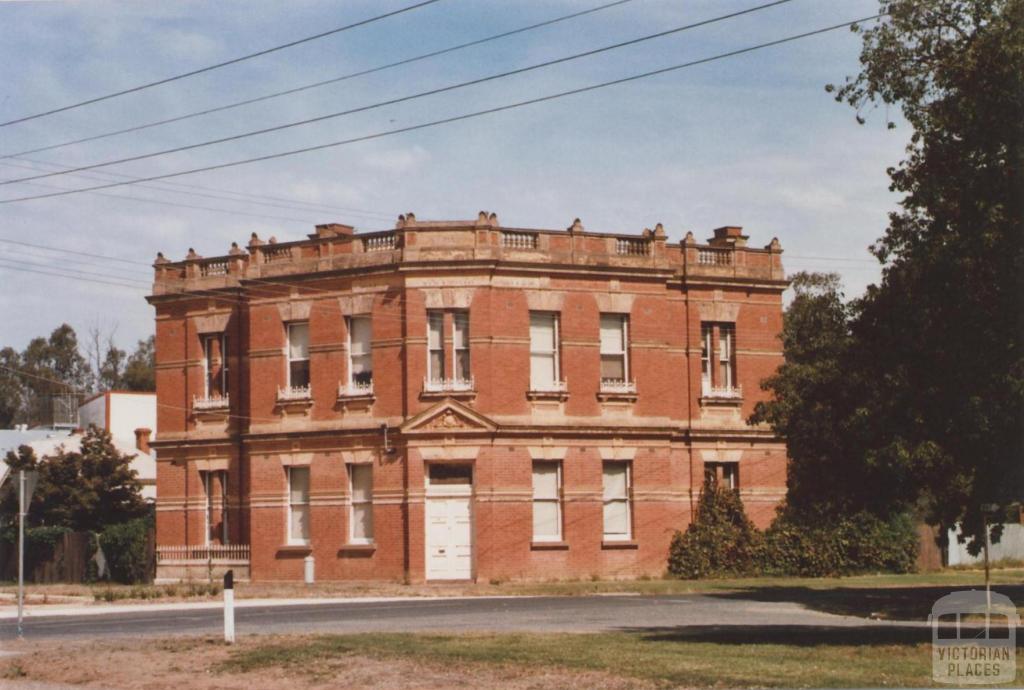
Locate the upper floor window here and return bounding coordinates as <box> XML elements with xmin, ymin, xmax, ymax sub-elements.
<box><xmin>346</xmin><ymin>316</ymin><xmax>373</xmax><ymax>389</ymax></box>
<box><xmin>425</xmin><ymin>310</ymin><xmax>472</xmax><ymax>390</ymax></box>
<box><xmin>348</xmin><ymin>464</ymin><xmax>374</xmax><ymax>544</ymax></box>
<box><xmin>201</xmin><ymin>334</ymin><xmax>227</xmax><ymax>399</ymax></box>
<box><xmin>287</xmin><ymin>322</ymin><xmax>310</xmax><ymax>389</ymax></box>
<box><xmin>599</xmin><ymin>314</ymin><xmax>629</xmax><ymax>384</ymax></box>
<box><xmin>701</xmin><ymin>322</ymin><xmax>738</xmax><ymax>396</ymax></box>
<box><xmin>529</xmin><ymin>312</ymin><xmax>562</xmax><ymax>391</ymax></box>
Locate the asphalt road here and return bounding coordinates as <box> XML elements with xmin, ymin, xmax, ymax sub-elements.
<box><xmin>0</xmin><ymin>593</ymin><xmax>911</xmax><ymax>642</ymax></box>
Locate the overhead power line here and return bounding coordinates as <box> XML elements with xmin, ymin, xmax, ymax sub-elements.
<box><xmin>0</xmin><ymin>0</ymin><xmax>796</xmax><ymax>187</ymax></box>
<box><xmin>1</xmin><ymin>0</ymin><xmax>637</xmax><ymax>159</ymax></box>
<box><xmin>0</xmin><ymin>14</ymin><xmax>886</xmax><ymax>206</ymax></box>
<box><xmin>0</xmin><ymin>0</ymin><xmax>444</xmax><ymax>129</ymax></box>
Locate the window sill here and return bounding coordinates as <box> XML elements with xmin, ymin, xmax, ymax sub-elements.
<box><xmin>531</xmin><ymin>541</ymin><xmax>569</xmax><ymax>551</ymax></box>
<box><xmin>597</xmin><ymin>391</ymin><xmax>638</xmax><ymax>403</ymax></box>
<box><xmin>276</xmin><ymin>544</ymin><xmax>312</xmax><ymax>555</ymax></box>
<box><xmin>601</xmin><ymin>540</ymin><xmax>638</xmax><ymax>550</ymax></box>
<box><xmin>338</xmin><ymin>543</ymin><xmax>376</xmax><ymax>555</ymax></box>
<box><xmin>420</xmin><ymin>389</ymin><xmax>476</xmax><ymax>400</ymax></box>
<box><xmin>527</xmin><ymin>389</ymin><xmax>569</xmax><ymax>402</ymax></box>
<box><xmin>699</xmin><ymin>395</ymin><xmax>743</xmax><ymax>407</ymax></box>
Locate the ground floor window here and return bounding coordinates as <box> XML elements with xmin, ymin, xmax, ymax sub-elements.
<box><xmin>287</xmin><ymin>466</ymin><xmax>310</xmax><ymax>544</ymax></box>
<box><xmin>602</xmin><ymin>461</ymin><xmax>632</xmax><ymax>541</ymax></box>
<box><xmin>532</xmin><ymin>461</ymin><xmax>562</xmax><ymax>542</ymax></box>
<box><xmin>348</xmin><ymin>464</ymin><xmax>374</xmax><ymax>544</ymax></box>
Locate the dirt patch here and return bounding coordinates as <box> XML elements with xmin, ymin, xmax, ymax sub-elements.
<box><xmin>0</xmin><ymin>636</ymin><xmax>654</xmax><ymax>690</ymax></box>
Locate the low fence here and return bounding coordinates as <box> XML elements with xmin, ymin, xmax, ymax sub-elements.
<box><xmin>155</xmin><ymin>544</ymin><xmax>251</xmax><ymax>583</ymax></box>
<box><xmin>0</xmin><ymin>528</ymin><xmax>156</xmax><ymax>584</ymax></box>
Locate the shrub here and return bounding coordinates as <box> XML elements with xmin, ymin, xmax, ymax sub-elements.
<box><xmin>761</xmin><ymin>509</ymin><xmax>918</xmax><ymax>577</ymax></box>
<box><xmin>668</xmin><ymin>479</ymin><xmax>763</xmax><ymax>578</ymax></box>
<box><xmin>99</xmin><ymin>516</ymin><xmax>153</xmax><ymax>584</ymax></box>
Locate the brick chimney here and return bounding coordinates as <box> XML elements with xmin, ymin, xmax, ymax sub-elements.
<box><xmin>707</xmin><ymin>226</ymin><xmax>749</xmax><ymax>248</ymax></box>
<box><xmin>134</xmin><ymin>428</ymin><xmax>152</xmax><ymax>454</ymax></box>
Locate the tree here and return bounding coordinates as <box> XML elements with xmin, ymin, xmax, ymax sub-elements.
<box><xmin>828</xmin><ymin>0</ymin><xmax>1024</xmax><ymax>550</ymax></box>
<box><xmin>120</xmin><ymin>336</ymin><xmax>155</xmax><ymax>392</ymax></box>
<box><xmin>19</xmin><ymin>324</ymin><xmax>92</xmax><ymax>426</ymax></box>
<box><xmin>1</xmin><ymin>426</ymin><xmax>146</xmax><ymax>532</ymax></box>
<box><xmin>0</xmin><ymin>347</ymin><xmax>23</xmax><ymax>428</ymax></box>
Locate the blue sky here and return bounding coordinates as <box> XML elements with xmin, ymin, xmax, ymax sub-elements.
<box><xmin>0</xmin><ymin>0</ymin><xmax>905</xmax><ymax>351</ymax></box>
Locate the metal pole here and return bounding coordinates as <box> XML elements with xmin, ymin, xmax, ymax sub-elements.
<box><xmin>17</xmin><ymin>470</ymin><xmax>25</xmax><ymax>639</ymax></box>
<box><xmin>983</xmin><ymin>512</ymin><xmax>991</xmax><ymax>616</ymax></box>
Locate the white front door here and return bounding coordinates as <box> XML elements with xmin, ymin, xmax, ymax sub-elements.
<box><xmin>426</xmin><ymin>496</ymin><xmax>472</xmax><ymax>580</ymax></box>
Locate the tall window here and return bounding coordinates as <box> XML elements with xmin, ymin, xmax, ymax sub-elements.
<box><xmin>704</xmin><ymin>462</ymin><xmax>739</xmax><ymax>490</ymax></box>
<box><xmin>599</xmin><ymin>314</ymin><xmax>629</xmax><ymax>383</ymax></box>
<box><xmin>348</xmin><ymin>464</ymin><xmax>374</xmax><ymax>544</ymax></box>
<box><xmin>426</xmin><ymin>310</ymin><xmax>472</xmax><ymax>386</ymax></box>
<box><xmin>287</xmin><ymin>322</ymin><xmax>310</xmax><ymax>389</ymax></box>
<box><xmin>287</xmin><ymin>466</ymin><xmax>310</xmax><ymax>544</ymax></box>
<box><xmin>427</xmin><ymin>311</ymin><xmax>445</xmax><ymax>381</ymax></box>
<box><xmin>529</xmin><ymin>312</ymin><xmax>560</xmax><ymax>390</ymax></box>
<box><xmin>202</xmin><ymin>334</ymin><xmax>228</xmax><ymax>399</ymax></box>
<box><xmin>532</xmin><ymin>461</ymin><xmax>562</xmax><ymax>542</ymax></box>
<box><xmin>201</xmin><ymin>470</ymin><xmax>228</xmax><ymax>545</ymax></box>
<box><xmin>453</xmin><ymin>312</ymin><xmax>471</xmax><ymax>382</ymax></box>
<box><xmin>700</xmin><ymin>322</ymin><xmax>737</xmax><ymax>393</ymax></box>
<box><xmin>602</xmin><ymin>462</ymin><xmax>632</xmax><ymax>541</ymax></box>
<box><xmin>347</xmin><ymin>316</ymin><xmax>373</xmax><ymax>388</ymax></box>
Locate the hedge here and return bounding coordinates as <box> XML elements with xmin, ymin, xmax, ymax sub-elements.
<box><xmin>99</xmin><ymin>516</ymin><xmax>153</xmax><ymax>584</ymax></box>
<box><xmin>668</xmin><ymin>479</ymin><xmax>918</xmax><ymax>578</ymax></box>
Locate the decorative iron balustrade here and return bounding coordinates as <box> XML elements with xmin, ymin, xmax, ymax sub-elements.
<box><xmin>701</xmin><ymin>382</ymin><xmax>743</xmax><ymax>399</ymax></box>
<box><xmin>156</xmin><ymin>544</ymin><xmax>250</xmax><ymax>563</ymax></box>
<box><xmin>599</xmin><ymin>379</ymin><xmax>637</xmax><ymax>394</ymax></box>
<box><xmin>423</xmin><ymin>376</ymin><xmax>476</xmax><ymax>393</ymax></box>
<box><xmin>192</xmin><ymin>394</ymin><xmax>230</xmax><ymax>411</ymax></box>
<box><xmin>277</xmin><ymin>385</ymin><xmax>312</xmax><ymax>401</ymax></box>
<box><xmin>338</xmin><ymin>380</ymin><xmax>374</xmax><ymax>397</ymax></box>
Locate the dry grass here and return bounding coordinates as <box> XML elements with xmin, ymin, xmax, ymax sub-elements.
<box><xmin>0</xmin><ymin>636</ymin><xmax>655</xmax><ymax>690</ymax></box>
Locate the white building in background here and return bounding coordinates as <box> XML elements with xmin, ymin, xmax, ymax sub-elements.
<box><xmin>76</xmin><ymin>391</ymin><xmax>157</xmax><ymax>500</ymax></box>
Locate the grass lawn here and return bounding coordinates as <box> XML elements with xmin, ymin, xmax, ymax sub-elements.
<box><xmin>218</xmin><ymin>631</ymin><xmax>946</xmax><ymax>688</ymax></box>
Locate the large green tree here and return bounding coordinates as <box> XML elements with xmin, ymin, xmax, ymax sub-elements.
<box><xmin>831</xmin><ymin>0</ymin><xmax>1023</xmax><ymax>549</ymax></box>
<box><xmin>1</xmin><ymin>426</ymin><xmax>146</xmax><ymax>531</ymax></box>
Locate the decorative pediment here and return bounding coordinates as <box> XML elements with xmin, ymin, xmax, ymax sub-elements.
<box><xmin>401</xmin><ymin>399</ymin><xmax>497</xmax><ymax>434</ymax></box>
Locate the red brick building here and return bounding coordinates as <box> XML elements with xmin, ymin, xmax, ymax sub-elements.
<box><xmin>148</xmin><ymin>213</ymin><xmax>787</xmax><ymax>582</ymax></box>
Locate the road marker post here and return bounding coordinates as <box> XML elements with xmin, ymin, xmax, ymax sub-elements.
<box><xmin>223</xmin><ymin>569</ymin><xmax>235</xmax><ymax>644</ymax></box>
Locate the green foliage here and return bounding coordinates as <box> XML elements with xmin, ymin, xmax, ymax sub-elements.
<box><xmin>121</xmin><ymin>336</ymin><xmax>156</xmax><ymax>392</ymax></box>
<box><xmin>99</xmin><ymin>516</ymin><xmax>153</xmax><ymax>584</ymax></box>
<box><xmin>668</xmin><ymin>480</ymin><xmax>919</xmax><ymax>579</ymax></box>
<box><xmin>0</xmin><ymin>525</ymin><xmax>70</xmax><ymax>577</ymax></box>
<box><xmin>761</xmin><ymin>508</ymin><xmax>918</xmax><ymax>577</ymax></box>
<box><xmin>668</xmin><ymin>478</ymin><xmax>762</xmax><ymax>578</ymax></box>
<box><xmin>1</xmin><ymin>426</ymin><xmax>146</xmax><ymax>532</ymax></box>
<box><xmin>828</xmin><ymin>0</ymin><xmax>1024</xmax><ymax>550</ymax></box>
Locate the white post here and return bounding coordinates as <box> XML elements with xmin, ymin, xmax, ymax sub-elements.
<box><xmin>223</xmin><ymin>569</ymin><xmax>235</xmax><ymax>644</ymax></box>
<box><xmin>17</xmin><ymin>470</ymin><xmax>25</xmax><ymax>639</ymax></box>
<box><xmin>304</xmin><ymin>554</ymin><xmax>315</xmax><ymax>585</ymax></box>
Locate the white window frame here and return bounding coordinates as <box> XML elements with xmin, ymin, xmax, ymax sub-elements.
<box><xmin>602</xmin><ymin>461</ymin><xmax>632</xmax><ymax>541</ymax></box>
<box><xmin>599</xmin><ymin>314</ymin><xmax>629</xmax><ymax>384</ymax></box>
<box><xmin>705</xmin><ymin>461</ymin><xmax>739</xmax><ymax>490</ymax></box>
<box><xmin>531</xmin><ymin>461</ymin><xmax>562</xmax><ymax>542</ymax></box>
<box><xmin>201</xmin><ymin>334</ymin><xmax>228</xmax><ymax>399</ymax></box>
<box><xmin>719</xmin><ymin>323</ymin><xmax>735</xmax><ymax>390</ymax></box>
<box><xmin>427</xmin><ymin>311</ymin><xmax>445</xmax><ymax>383</ymax></box>
<box><xmin>700</xmin><ymin>324</ymin><xmax>712</xmax><ymax>392</ymax></box>
<box><xmin>346</xmin><ymin>315</ymin><xmax>373</xmax><ymax>391</ymax></box>
<box><xmin>286</xmin><ymin>322</ymin><xmax>311</xmax><ymax>389</ymax></box>
<box><xmin>287</xmin><ymin>466</ymin><xmax>311</xmax><ymax>545</ymax></box>
<box><xmin>348</xmin><ymin>464</ymin><xmax>374</xmax><ymax>545</ymax></box>
<box><xmin>452</xmin><ymin>311</ymin><xmax>471</xmax><ymax>383</ymax></box>
<box><xmin>529</xmin><ymin>312</ymin><xmax>561</xmax><ymax>391</ymax></box>
<box><xmin>201</xmin><ymin>470</ymin><xmax>229</xmax><ymax>546</ymax></box>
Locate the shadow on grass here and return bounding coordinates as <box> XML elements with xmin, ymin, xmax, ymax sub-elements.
<box><xmin>618</xmin><ymin>623</ymin><xmax>1023</xmax><ymax>648</ymax></box>
<box><xmin>703</xmin><ymin>584</ymin><xmax>1024</xmax><ymax>621</ymax></box>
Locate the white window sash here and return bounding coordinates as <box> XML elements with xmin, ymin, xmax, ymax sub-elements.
<box><xmin>287</xmin><ymin>323</ymin><xmax>310</xmax><ymax>388</ymax></box>
<box><xmin>602</xmin><ymin>462</ymin><xmax>632</xmax><ymax>540</ymax></box>
<box><xmin>348</xmin><ymin>465</ymin><xmax>374</xmax><ymax>544</ymax></box>
<box><xmin>532</xmin><ymin>462</ymin><xmax>562</xmax><ymax>541</ymax></box>
<box><xmin>529</xmin><ymin>313</ymin><xmax>560</xmax><ymax>388</ymax></box>
<box><xmin>427</xmin><ymin>312</ymin><xmax>445</xmax><ymax>382</ymax></box>
<box><xmin>287</xmin><ymin>466</ymin><xmax>311</xmax><ymax>544</ymax></box>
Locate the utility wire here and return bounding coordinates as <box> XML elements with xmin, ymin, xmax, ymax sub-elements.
<box><xmin>0</xmin><ymin>0</ymin><xmax>445</xmax><ymax>129</ymax></box>
<box><xmin>1</xmin><ymin>157</ymin><xmax>395</xmax><ymax>221</ymax></box>
<box><xmin>0</xmin><ymin>14</ymin><xmax>886</xmax><ymax>206</ymax></box>
<box><xmin>0</xmin><ymin>0</ymin><xmax>795</xmax><ymax>187</ymax></box>
<box><xmin>1</xmin><ymin>0</ymin><xmax>637</xmax><ymax>159</ymax></box>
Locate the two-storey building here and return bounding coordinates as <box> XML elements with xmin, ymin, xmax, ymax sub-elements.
<box><xmin>148</xmin><ymin>212</ymin><xmax>787</xmax><ymax>582</ymax></box>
